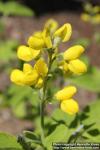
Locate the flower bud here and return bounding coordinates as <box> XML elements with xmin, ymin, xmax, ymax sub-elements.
<box><xmin>28</xmin><ymin>36</ymin><xmax>45</xmax><ymax>50</ymax></box>
<box><xmin>64</xmin><ymin>45</ymin><xmax>85</xmax><ymax>61</ymax></box>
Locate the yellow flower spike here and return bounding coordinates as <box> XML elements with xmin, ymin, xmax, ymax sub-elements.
<box><xmin>34</xmin><ymin>59</ymin><xmax>48</xmax><ymax>77</ymax></box>
<box><xmin>28</xmin><ymin>36</ymin><xmax>45</xmax><ymax>50</ymax></box>
<box><xmin>24</xmin><ymin>69</ymin><xmax>39</xmax><ymax>86</ymax></box>
<box><xmin>23</xmin><ymin>63</ymin><xmax>33</xmax><ymax>73</ymax></box>
<box><xmin>68</xmin><ymin>59</ymin><xmax>87</xmax><ymax>75</ymax></box>
<box><xmin>44</xmin><ymin>19</ymin><xmax>58</xmax><ymax>34</ymax></box>
<box><xmin>55</xmin><ymin>86</ymin><xmax>77</xmax><ymax>101</ymax></box>
<box><xmin>17</xmin><ymin>45</ymin><xmax>40</xmax><ymax>61</ymax></box>
<box><xmin>10</xmin><ymin>69</ymin><xmax>24</xmax><ymax>85</ymax></box>
<box><xmin>54</xmin><ymin>23</ymin><xmax>72</xmax><ymax>42</ymax></box>
<box><xmin>60</xmin><ymin>99</ymin><xmax>79</xmax><ymax>115</ymax></box>
<box><xmin>64</xmin><ymin>45</ymin><xmax>85</xmax><ymax>61</ymax></box>
<box><xmin>35</xmin><ymin>78</ymin><xmax>44</xmax><ymax>89</ymax></box>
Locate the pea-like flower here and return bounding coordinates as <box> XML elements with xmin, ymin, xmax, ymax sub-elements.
<box><xmin>59</xmin><ymin>45</ymin><xmax>87</xmax><ymax>75</ymax></box>
<box><xmin>10</xmin><ymin>59</ymin><xmax>48</xmax><ymax>88</ymax></box>
<box><xmin>55</xmin><ymin>86</ymin><xmax>79</xmax><ymax>115</ymax></box>
<box><xmin>17</xmin><ymin>45</ymin><xmax>41</xmax><ymax>61</ymax></box>
<box><xmin>54</xmin><ymin>23</ymin><xmax>72</xmax><ymax>42</ymax></box>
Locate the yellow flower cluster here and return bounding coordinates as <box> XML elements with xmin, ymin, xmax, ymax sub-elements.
<box><xmin>55</xmin><ymin>86</ymin><xmax>79</xmax><ymax>115</ymax></box>
<box><xmin>59</xmin><ymin>45</ymin><xmax>87</xmax><ymax>75</ymax></box>
<box><xmin>11</xmin><ymin>59</ymin><xmax>48</xmax><ymax>88</ymax></box>
<box><xmin>10</xmin><ymin>19</ymin><xmax>87</xmax><ymax>115</ymax></box>
<box><xmin>81</xmin><ymin>3</ymin><xmax>100</xmax><ymax>24</ymax></box>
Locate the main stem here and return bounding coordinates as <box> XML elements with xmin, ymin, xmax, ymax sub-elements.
<box><xmin>40</xmin><ymin>97</ymin><xmax>45</xmax><ymax>143</ymax></box>
<box><xmin>40</xmin><ymin>52</ymin><xmax>53</xmax><ymax>144</ymax></box>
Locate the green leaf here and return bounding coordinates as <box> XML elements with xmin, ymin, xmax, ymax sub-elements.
<box><xmin>44</xmin><ymin>124</ymin><xmax>72</xmax><ymax>150</ymax></box>
<box><xmin>69</xmin><ymin>67</ymin><xmax>100</xmax><ymax>92</ymax></box>
<box><xmin>0</xmin><ymin>132</ymin><xmax>23</xmax><ymax>150</ymax></box>
<box><xmin>23</xmin><ymin>131</ymin><xmax>41</xmax><ymax>145</ymax></box>
<box><xmin>0</xmin><ymin>1</ymin><xmax>34</xmax><ymax>16</ymax></box>
<box><xmin>0</xmin><ymin>40</ymin><xmax>18</xmax><ymax>63</ymax></box>
<box><xmin>81</xmin><ymin>100</ymin><xmax>100</xmax><ymax>130</ymax></box>
<box><xmin>51</xmin><ymin>108</ymin><xmax>76</xmax><ymax>127</ymax></box>
<box><xmin>81</xmin><ymin>100</ymin><xmax>100</xmax><ymax>142</ymax></box>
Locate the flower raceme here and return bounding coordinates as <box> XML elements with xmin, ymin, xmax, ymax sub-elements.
<box><xmin>10</xmin><ymin>19</ymin><xmax>87</xmax><ymax>115</ymax></box>
<box><xmin>59</xmin><ymin>45</ymin><xmax>87</xmax><ymax>75</ymax></box>
<box><xmin>55</xmin><ymin>86</ymin><xmax>79</xmax><ymax>115</ymax></box>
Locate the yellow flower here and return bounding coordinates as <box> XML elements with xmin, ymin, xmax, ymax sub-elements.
<box><xmin>68</xmin><ymin>59</ymin><xmax>87</xmax><ymax>75</ymax></box>
<box><xmin>60</xmin><ymin>99</ymin><xmax>79</xmax><ymax>115</ymax></box>
<box><xmin>54</xmin><ymin>23</ymin><xmax>72</xmax><ymax>42</ymax></box>
<box><xmin>10</xmin><ymin>64</ymin><xmax>39</xmax><ymax>86</ymax></box>
<box><xmin>17</xmin><ymin>45</ymin><xmax>40</xmax><ymax>61</ymax></box>
<box><xmin>23</xmin><ymin>64</ymin><xmax>38</xmax><ymax>86</ymax></box>
<box><xmin>34</xmin><ymin>58</ymin><xmax>48</xmax><ymax>77</ymax></box>
<box><xmin>63</xmin><ymin>45</ymin><xmax>85</xmax><ymax>61</ymax></box>
<box><xmin>42</xmin><ymin>28</ymin><xmax>53</xmax><ymax>49</ymax></box>
<box><xmin>55</xmin><ymin>86</ymin><xmax>77</xmax><ymax>101</ymax></box>
<box><xmin>28</xmin><ymin>36</ymin><xmax>45</xmax><ymax>50</ymax></box>
<box><xmin>10</xmin><ymin>69</ymin><xmax>24</xmax><ymax>86</ymax></box>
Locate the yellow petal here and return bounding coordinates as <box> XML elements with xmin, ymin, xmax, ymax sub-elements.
<box><xmin>34</xmin><ymin>59</ymin><xmax>48</xmax><ymax>77</ymax></box>
<box><xmin>42</xmin><ymin>28</ymin><xmax>52</xmax><ymax>48</ymax></box>
<box><xmin>10</xmin><ymin>69</ymin><xmax>24</xmax><ymax>85</ymax></box>
<box><xmin>45</xmin><ymin>36</ymin><xmax>52</xmax><ymax>48</ymax></box>
<box><xmin>24</xmin><ymin>69</ymin><xmax>38</xmax><ymax>86</ymax></box>
<box><xmin>44</xmin><ymin>19</ymin><xmax>58</xmax><ymax>33</ymax></box>
<box><xmin>28</xmin><ymin>36</ymin><xmax>45</xmax><ymax>50</ymax></box>
<box><xmin>17</xmin><ymin>45</ymin><xmax>34</xmax><ymax>61</ymax></box>
<box><xmin>33</xmin><ymin>31</ymin><xmax>43</xmax><ymax>38</ymax></box>
<box><xmin>68</xmin><ymin>59</ymin><xmax>87</xmax><ymax>75</ymax></box>
<box><xmin>55</xmin><ymin>86</ymin><xmax>77</xmax><ymax>101</ymax></box>
<box><xmin>54</xmin><ymin>23</ymin><xmax>72</xmax><ymax>42</ymax></box>
<box><xmin>58</xmin><ymin>61</ymin><xmax>68</xmax><ymax>72</ymax></box>
<box><xmin>35</xmin><ymin>77</ymin><xmax>44</xmax><ymax>89</ymax></box>
<box><xmin>23</xmin><ymin>63</ymin><xmax>33</xmax><ymax>73</ymax></box>
<box><xmin>64</xmin><ymin>45</ymin><xmax>85</xmax><ymax>61</ymax></box>
<box><xmin>60</xmin><ymin>99</ymin><xmax>79</xmax><ymax>115</ymax></box>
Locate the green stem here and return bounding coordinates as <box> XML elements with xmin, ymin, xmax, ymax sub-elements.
<box><xmin>40</xmin><ymin>98</ymin><xmax>45</xmax><ymax>143</ymax></box>
<box><xmin>39</xmin><ymin>51</ymin><xmax>54</xmax><ymax>145</ymax></box>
